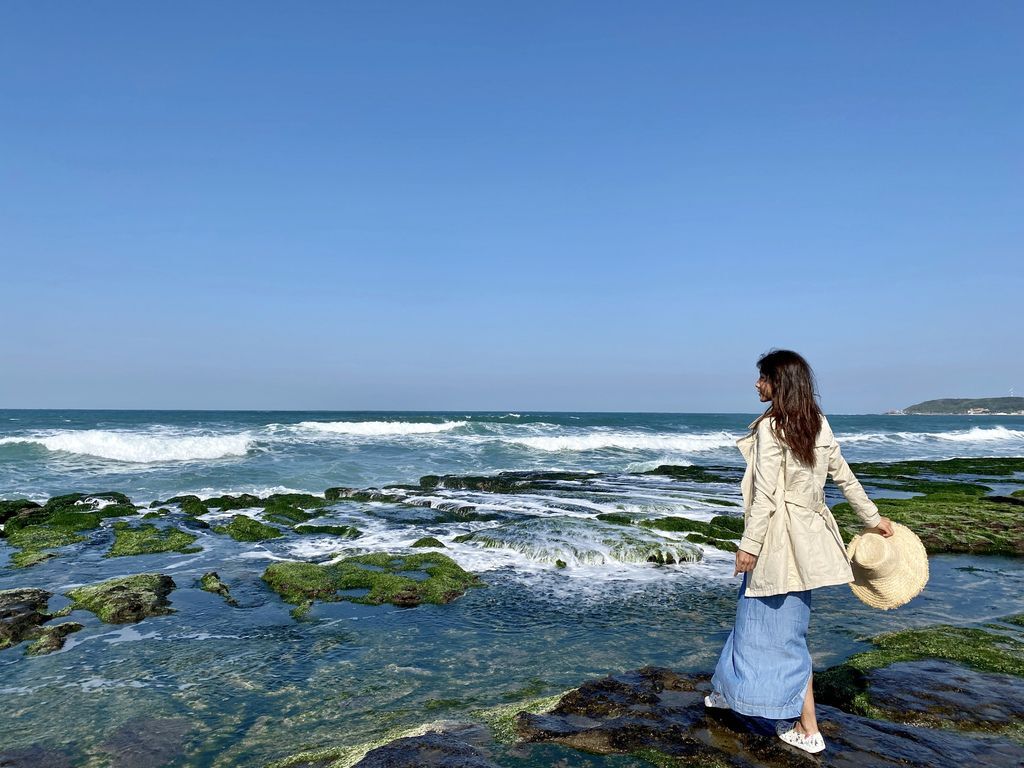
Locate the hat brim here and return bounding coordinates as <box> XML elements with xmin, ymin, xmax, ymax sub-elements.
<box><xmin>847</xmin><ymin>522</ymin><xmax>929</xmax><ymax>610</ymax></box>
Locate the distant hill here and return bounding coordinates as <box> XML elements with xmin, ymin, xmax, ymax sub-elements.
<box><xmin>891</xmin><ymin>397</ymin><xmax>1024</xmax><ymax>415</ymax></box>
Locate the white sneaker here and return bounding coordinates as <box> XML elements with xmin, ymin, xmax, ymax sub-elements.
<box><xmin>776</xmin><ymin>721</ymin><xmax>826</xmax><ymax>754</ymax></box>
<box><xmin>703</xmin><ymin>691</ymin><xmax>730</xmax><ymax>709</ymax></box>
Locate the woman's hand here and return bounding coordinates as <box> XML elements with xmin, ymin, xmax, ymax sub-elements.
<box><xmin>866</xmin><ymin>516</ymin><xmax>895</xmax><ymax>538</ymax></box>
<box><xmin>734</xmin><ymin>549</ymin><xmax>758</xmax><ymax>576</ymax></box>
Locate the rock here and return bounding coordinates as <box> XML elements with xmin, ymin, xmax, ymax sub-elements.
<box><xmin>352</xmin><ymin>731</ymin><xmax>500</xmax><ymax>768</ymax></box>
<box><xmin>515</xmin><ymin>666</ymin><xmax>1024</xmax><ymax>767</ymax></box>
<box><xmin>65</xmin><ymin>573</ymin><xmax>176</xmax><ymax>623</ymax></box>
<box><xmin>106</xmin><ymin>522</ymin><xmax>202</xmax><ymax>557</ymax></box>
<box><xmin>419</xmin><ymin>471</ymin><xmax>595</xmax><ymax>494</ymax></box>
<box><xmin>198</xmin><ymin>571</ymin><xmax>238</xmax><ymax>606</ymax></box>
<box><xmin>0</xmin><ymin>587</ymin><xmax>52</xmax><ymax>649</ymax></box>
<box><xmin>204</xmin><ymin>493</ymin><xmax>263</xmax><ymax>510</ymax></box>
<box><xmin>96</xmin><ymin>716</ymin><xmax>191</xmax><ymax>768</ymax></box>
<box><xmin>26</xmin><ymin>621</ymin><xmax>83</xmax><ymax>656</ymax></box>
<box><xmin>262</xmin><ymin>552</ymin><xmax>484</xmax><ymax>612</ymax></box>
<box><xmin>411</xmin><ymin>536</ymin><xmax>446</xmax><ymax>548</ymax></box>
<box><xmin>641</xmin><ymin>465</ymin><xmax>738</xmax><ymax>483</ymax></box>
<box><xmin>294</xmin><ymin>524</ymin><xmax>362</xmax><ymax>538</ymax></box>
<box><xmin>213</xmin><ymin>515</ymin><xmax>283</xmax><ymax>542</ymax></box>
<box><xmin>0</xmin><ymin>499</ymin><xmax>41</xmax><ymax>527</ymax></box>
<box><xmin>0</xmin><ymin>745</ymin><xmax>77</xmax><ymax>767</ymax></box>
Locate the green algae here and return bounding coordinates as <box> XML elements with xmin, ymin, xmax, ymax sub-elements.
<box><xmin>0</xmin><ymin>499</ymin><xmax>41</xmax><ymax>527</ymax></box>
<box><xmin>6</xmin><ymin>525</ymin><xmax>87</xmax><ymax>568</ymax></box>
<box><xmin>701</xmin><ymin>497</ymin><xmax>740</xmax><ymax>507</ymax></box>
<box><xmin>65</xmin><ymin>573</ymin><xmax>176</xmax><ymax>623</ymax></box>
<box><xmin>262</xmin><ymin>552</ymin><xmax>484</xmax><ymax>610</ymax></box>
<box><xmin>419</xmin><ymin>470</ymin><xmax>594</xmax><ymax>493</ymax></box>
<box><xmin>641</xmin><ymin>465</ymin><xmax>736</xmax><ymax>483</ymax></box>
<box><xmin>204</xmin><ymin>493</ymin><xmax>263</xmax><ymax>510</ymax></box>
<box><xmin>849</xmin><ymin>457</ymin><xmax>1024</xmax><ymax>477</ymax></box>
<box><xmin>262</xmin><ymin>501</ymin><xmax>317</xmax><ymax>526</ymax></box>
<box><xmin>817</xmin><ymin>623</ymin><xmax>1024</xmax><ymax>719</ymax></box>
<box><xmin>25</xmin><ymin>621</ymin><xmax>83</xmax><ymax>656</ymax></box>
<box><xmin>199</xmin><ymin>571</ymin><xmax>238</xmax><ymax>606</ymax></box>
<box><xmin>684</xmin><ymin>533</ymin><xmax>739</xmax><ymax>553</ymax></box>
<box><xmin>831</xmin><ymin>494</ymin><xmax>1023</xmax><ymax>555</ymax></box>
<box><xmin>106</xmin><ymin>522</ymin><xmax>202</xmax><ymax>557</ymax></box>
<box><xmin>639</xmin><ymin>516</ymin><xmax>741</xmax><ymax>540</ymax></box>
<box><xmin>596</xmin><ymin>512</ymin><xmax>633</xmax><ymax>525</ymax></box>
<box><xmin>410</xmin><ymin>536</ymin><xmax>445</xmax><ymax>548</ymax></box>
<box><xmin>294</xmin><ymin>524</ymin><xmax>362</xmax><ymax>538</ymax></box>
<box><xmin>213</xmin><ymin>515</ymin><xmax>283</xmax><ymax>542</ymax></box>
<box><xmin>474</xmin><ymin>692</ymin><xmax>564</xmax><ymax>744</ymax></box>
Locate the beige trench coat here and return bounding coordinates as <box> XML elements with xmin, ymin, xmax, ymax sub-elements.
<box><xmin>736</xmin><ymin>414</ymin><xmax>881</xmax><ymax>598</ymax></box>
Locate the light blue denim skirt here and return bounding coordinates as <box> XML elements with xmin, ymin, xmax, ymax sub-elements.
<box><xmin>710</xmin><ymin>572</ymin><xmax>812</xmax><ymax>719</ymax></box>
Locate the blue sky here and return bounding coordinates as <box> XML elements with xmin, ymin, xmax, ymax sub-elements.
<box><xmin>2</xmin><ymin>2</ymin><xmax>1021</xmax><ymax>412</ymax></box>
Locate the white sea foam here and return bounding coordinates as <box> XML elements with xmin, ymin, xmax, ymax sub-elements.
<box><xmin>0</xmin><ymin>430</ymin><xmax>253</xmax><ymax>463</ymax></box>
<box><xmin>506</xmin><ymin>430</ymin><xmax>739</xmax><ymax>453</ymax></box>
<box><xmin>290</xmin><ymin>420</ymin><xmax>468</xmax><ymax>436</ymax></box>
<box><xmin>838</xmin><ymin>426</ymin><xmax>1024</xmax><ymax>446</ymax></box>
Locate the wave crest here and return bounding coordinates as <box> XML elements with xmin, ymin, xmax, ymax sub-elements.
<box><xmin>0</xmin><ymin>431</ymin><xmax>253</xmax><ymax>463</ymax></box>
<box><xmin>293</xmin><ymin>420</ymin><xmax>467</xmax><ymax>436</ymax></box>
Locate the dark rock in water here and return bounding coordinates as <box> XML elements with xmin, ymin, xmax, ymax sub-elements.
<box><xmin>96</xmin><ymin>716</ymin><xmax>191</xmax><ymax>768</ymax></box>
<box><xmin>850</xmin><ymin>659</ymin><xmax>1024</xmax><ymax>731</ymax></box>
<box><xmin>411</xmin><ymin>536</ymin><xmax>446</xmax><ymax>548</ymax></box>
<box><xmin>198</xmin><ymin>571</ymin><xmax>238</xmax><ymax>606</ymax></box>
<box><xmin>515</xmin><ymin>666</ymin><xmax>1024</xmax><ymax>767</ymax></box>
<box><xmin>0</xmin><ymin>744</ymin><xmax>77</xmax><ymax>767</ymax></box>
<box><xmin>0</xmin><ymin>499</ymin><xmax>41</xmax><ymax>527</ymax></box>
<box><xmin>26</xmin><ymin>621</ymin><xmax>83</xmax><ymax>656</ymax></box>
<box><xmin>419</xmin><ymin>470</ymin><xmax>594</xmax><ymax>494</ymax></box>
<box><xmin>0</xmin><ymin>587</ymin><xmax>52</xmax><ymax>649</ymax></box>
<box><xmin>203</xmin><ymin>493</ymin><xmax>263</xmax><ymax>510</ymax></box>
<box><xmin>641</xmin><ymin>465</ymin><xmax>738</xmax><ymax>483</ymax></box>
<box><xmin>65</xmin><ymin>573</ymin><xmax>176</xmax><ymax>623</ymax></box>
<box><xmin>213</xmin><ymin>514</ymin><xmax>283</xmax><ymax>542</ymax></box>
<box><xmin>352</xmin><ymin>731</ymin><xmax>500</xmax><ymax>768</ymax></box>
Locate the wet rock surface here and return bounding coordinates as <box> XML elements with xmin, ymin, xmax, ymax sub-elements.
<box><xmin>0</xmin><ymin>587</ymin><xmax>52</xmax><ymax>649</ymax></box>
<box><xmin>352</xmin><ymin>730</ymin><xmax>501</xmax><ymax>768</ymax></box>
<box><xmin>865</xmin><ymin>659</ymin><xmax>1024</xmax><ymax>729</ymax></box>
<box><xmin>64</xmin><ymin>573</ymin><xmax>176</xmax><ymax>623</ymax></box>
<box><xmin>514</xmin><ymin>666</ymin><xmax>1024</xmax><ymax>768</ymax></box>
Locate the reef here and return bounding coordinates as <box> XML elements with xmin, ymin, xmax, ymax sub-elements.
<box><xmin>213</xmin><ymin>514</ymin><xmax>284</xmax><ymax>542</ymax></box>
<box><xmin>294</xmin><ymin>523</ymin><xmax>362</xmax><ymax>538</ymax></box>
<box><xmin>64</xmin><ymin>573</ymin><xmax>177</xmax><ymax>623</ymax></box>
<box><xmin>262</xmin><ymin>551</ymin><xmax>484</xmax><ymax>614</ymax></box>
<box><xmin>106</xmin><ymin>521</ymin><xmax>203</xmax><ymax>557</ymax></box>
<box><xmin>197</xmin><ymin>571</ymin><xmax>239</xmax><ymax>606</ymax></box>
<box><xmin>411</xmin><ymin>536</ymin><xmax>446</xmax><ymax>548</ymax></box>
<box><xmin>0</xmin><ymin>587</ymin><xmax>82</xmax><ymax>655</ymax></box>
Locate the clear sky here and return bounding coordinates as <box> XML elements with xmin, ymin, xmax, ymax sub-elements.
<box><xmin>2</xmin><ymin>2</ymin><xmax>1021</xmax><ymax>413</ymax></box>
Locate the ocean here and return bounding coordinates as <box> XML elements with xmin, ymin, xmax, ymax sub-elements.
<box><xmin>2</xmin><ymin>410</ymin><xmax>1023</xmax><ymax>766</ymax></box>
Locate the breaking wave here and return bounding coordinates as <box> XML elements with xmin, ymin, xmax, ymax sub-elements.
<box><xmin>0</xmin><ymin>431</ymin><xmax>253</xmax><ymax>463</ymax></box>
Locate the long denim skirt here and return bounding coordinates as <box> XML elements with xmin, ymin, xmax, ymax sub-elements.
<box><xmin>710</xmin><ymin>572</ymin><xmax>812</xmax><ymax>719</ymax></box>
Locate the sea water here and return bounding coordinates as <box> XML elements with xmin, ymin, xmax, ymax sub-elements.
<box><xmin>1</xmin><ymin>411</ymin><xmax>1023</xmax><ymax>766</ymax></box>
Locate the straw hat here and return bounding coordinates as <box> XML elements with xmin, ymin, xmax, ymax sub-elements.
<box><xmin>846</xmin><ymin>522</ymin><xmax>929</xmax><ymax>610</ymax></box>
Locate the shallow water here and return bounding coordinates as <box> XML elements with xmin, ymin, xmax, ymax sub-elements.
<box><xmin>2</xmin><ymin>410</ymin><xmax>1023</xmax><ymax>766</ymax></box>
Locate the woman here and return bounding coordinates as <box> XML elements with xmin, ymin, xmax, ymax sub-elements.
<box><xmin>705</xmin><ymin>349</ymin><xmax>893</xmax><ymax>754</ymax></box>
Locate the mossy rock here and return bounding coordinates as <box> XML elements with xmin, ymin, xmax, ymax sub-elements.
<box><xmin>26</xmin><ymin>621</ymin><xmax>83</xmax><ymax>656</ymax></box>
<box><xmin>6</xmin><ymin>525</ymin><xmax>87</xmax><ymax>568</ymax></box>
<box><xmin>4</xmin><ymin>494</ymin><xmax>138</xmax><ymax>534</ymax></box>
<box><xmin>701</xmin><ymin>497</ymin><xmax>740</xmax><ymax>507</ymax></box>
<box><xmin>65</xmin><ymin>573</ymin><xmax>176</xmax><ymax>623</ymax></box>
<box><xmin>595</xmin><ymin>513</ymin><xmax>633</xmax><ymax>526</ymax></box>
<box><xmin>411</xmin><ymin>536</ymin><xmax>446</xmax><ymax>548</ymax></box>
<box><xmin>816</xmin><ymin>621</ymin><xmax>1024</xmax><ymax>728</ymax></box>
<box><xmin>685</xmin><ymin>533</ymin><xmax>739</xmax><ymax>553</ymax></box>
<box><xmin>198</xmin><ymin>571</ymin><xmax>238</xmax><ymax>606</ymax></box>
<box><xmin>639</xmin><ymin>516</ymin><xmax>741</xmax><ymax>540</ymax></box>
<box><xmin>849</xmin><ymin>457</ymin><xmax>1024</xmax><ymax>478</ymax></box>
<box><xmin>418</xmin><ymin>470</ymin><xmax>594</xmax><ymax>494</ymax></box>
<box><xmin>203</xmin><ymin>493</ymin><xmax>263</xmax><ymax>511</ymax></box>
<box><xmin>294</xmin><ymin>524</ymin><xmax>362</xmax><ymax>538</ymax></box>
<box><xmin>262</xmin><ymin>551</ymin><xmax>484</xmax><ymax>610</ymax></box>
<box><xmin>832</xmin><ymin>494</ymin><xmax>1024</xmax><ymax>555</ymax></box>
<box><xmin>106</xmin><ymin>522</ymin><xmax>202</xmax><ymax>558</ymax></box>
<box><xmin>641</xmin><ymin>465</ymin><xmax>736</xmax><ymax>483</ymax></box>
<box><xmin>213</xmin><ymin>515</ymin><xmax>283</xmax><ymax>542</ymax></box>
<box><xmin>0</xmin><ymin>499</ymin><xmax>41</xmax><ymax>527</ymax></box>
<box><xmin>264</xmin><ymin>493</ymin><xmax>331</xmax><ymax>509</ymax></box>
<box><xmin>262</xmin><ymin>501</ymin><xmax>317</xmax><ymax>526</ymax></box>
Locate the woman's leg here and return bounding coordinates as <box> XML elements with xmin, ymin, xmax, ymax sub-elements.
<box><xmin>796</xmin><ymin>673</ymin><xmax>819</xmax><ymax>736</ymax></box>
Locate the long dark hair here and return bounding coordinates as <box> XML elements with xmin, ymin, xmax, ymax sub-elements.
<box><xmin>752</xmin><ymin>349</ymin><xmax>823</xmax><ymax>466</ymax></box>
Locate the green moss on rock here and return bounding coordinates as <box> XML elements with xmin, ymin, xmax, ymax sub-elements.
<box><xmin>817</xmin><ymin>623</ymin><xmax>1024</xmax><ymax>717</ymax></box>
<box><xmin>6</xmin><ymin>525</ymin><xmax>87</xmax><ymax>568</ymax></box>
<box><xmin>595</xmin><ymin>513</ymin><xmax>633</xmax><ymax>526</ymax></box>
<box><xmin>410</xmin><ymin>536</ymin><xmax>445</xmax><ymax>548</ymax></box>
<box><xmin>65</xmin><ymin>573</ymin><xmax>176</xmax><ymax>623</ymax></box>
<box><xmin>26</xmin><ymin>621</ymin><xmax>83</xmax><ymax>656</ymax></box>
<box><xmin>294</xmin><ymin>524</ymin><xmax>362</xmax><ymax>538</ymax></box>
<box><xmin>198</xmin><ymin>571</ymin><xmax>238</xmax><ymax>606</ymax></box>
<box><xmin>262</xmin><ymin>551</ymin><xmax>483</xmax><ymax>610</ymax></box>
<box><xmin>641</xmin><ymin>465</ymin><xmax>736</xmax><ymax>483</ymax></box>
<box><xmin>639</xmin><ymin>516</ymin><xmax>741</xmax><ymax>540</ymax></box>
<box><xmin>213</xmin><ymin>515</ymin><xmax>283</xmax><ymax>542</ymax></box>
<box><xmin>262</xmin><ymin>501</ymin><xmax>317</xmax><ymax>526</ymax></box>
<box><xmin>106</xmin><ymin>522</ymin><xmax>202</xmax><ymax>557</ymax></box>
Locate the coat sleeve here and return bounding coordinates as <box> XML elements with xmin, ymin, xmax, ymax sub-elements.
<box><xmin>738</xmin><ymin>419</ymin><xmax>783</xmax><ymax>556</ymax></box>
<box><xmin>827</xmin><ymin>439</ymin><xmax>882</xmax><ymax>527</ymax></box>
